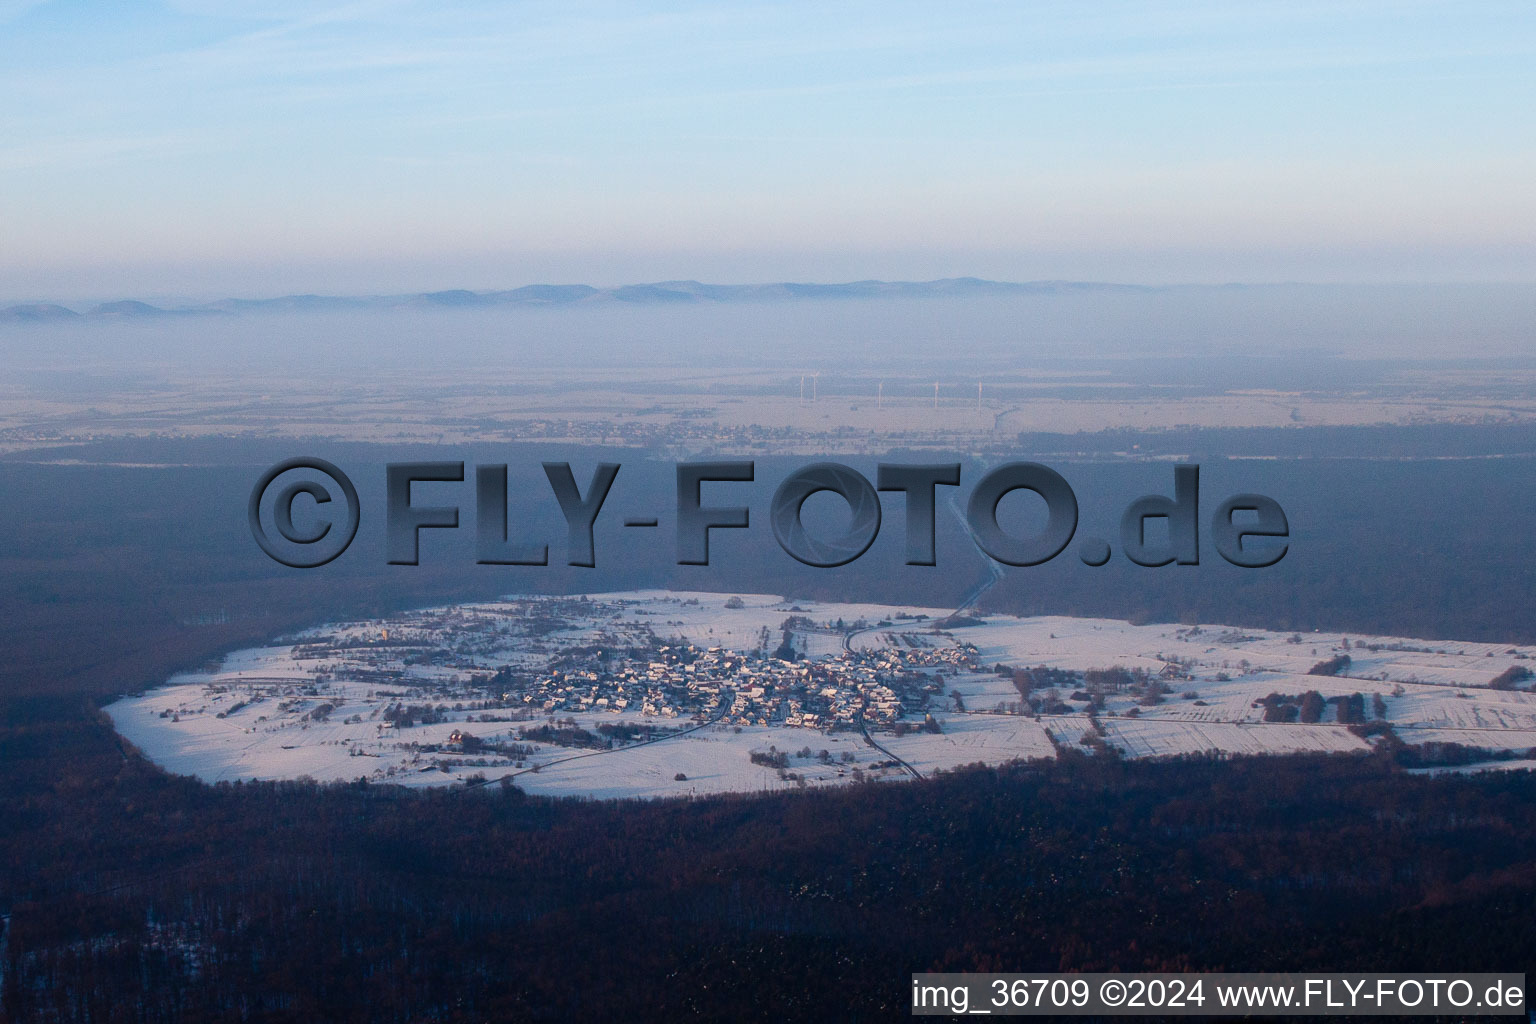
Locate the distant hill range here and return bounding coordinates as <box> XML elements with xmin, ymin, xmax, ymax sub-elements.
<box><xmin>1</xmin><ymin>277</ymin><xmax>1150</xmax><ymax>322</ymax></box>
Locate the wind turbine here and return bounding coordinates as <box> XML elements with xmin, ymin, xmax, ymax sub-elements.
<box><xmin>976</xmin><ymin>382</ymin><xmax>983</xmax><ymax>412</ymax></box>
<box><xmin>877</xmin><ymin>381</ymin><xmax>883</xmax><ymax>409</ymax></box>
<box><xmin>812</xmin><ymin>371</ymin><xmax>819</xmax><ymax>402</ymax></box>
<box><xmin>799</xmin><ymin>373</ymin><xmax>805</xmax><ymax>402</ymax></box>
<box><xmin>933</xmin><ymin>382</ymin><xmax>940</xmax><ymax>409</ymax></box>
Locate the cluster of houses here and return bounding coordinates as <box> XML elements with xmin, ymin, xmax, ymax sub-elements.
<box><xmin>497</xmin><ymin>629</ymin><xmax>979</xmax><ymax>731</ymax></box>
<box><xmin>287</xmin><ymin>599</ymin><xmax>987</xmax><ymax>737</ymax></box>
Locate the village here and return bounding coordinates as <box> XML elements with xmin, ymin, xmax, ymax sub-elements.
<box><xmin>283</xmin><ymin>595</ymin><xmax>975</xmax><ymax>737</ymax></box>
<box><xmin>107</xmin><ymin>591</ymin><xmax>1536</xmax><ymax>799</ymax></box>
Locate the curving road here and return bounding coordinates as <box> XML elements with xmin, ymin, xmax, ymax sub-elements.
<box><xmin>461</xmin><ymin>689</ymin><xmax>736</xmax><ymax>790</ymax></box>
<box><xmin>858</xmin><ymin>716</ymin><xmax>923</xmax><ymax>780</ymax></box>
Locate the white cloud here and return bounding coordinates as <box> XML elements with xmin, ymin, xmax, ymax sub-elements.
<box><xmin>158</xmin><ymin>0</ymin><xmax>347</xmax><ymax>19</ymax></box>
<box><xmin>0</xmin><ymin>0</ymin><xmax>50</xmax><ymax>25</ymax></box>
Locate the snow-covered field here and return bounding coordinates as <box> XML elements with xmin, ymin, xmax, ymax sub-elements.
<box><xmin>106</xmin><ymin>591</ymin><xmax>1536</xmax><ymax>799</ymax></box>
<box><xmin>881</xmin><ymin>714</ymin><xmax>1058</xmax><ymax>774</ymax></box>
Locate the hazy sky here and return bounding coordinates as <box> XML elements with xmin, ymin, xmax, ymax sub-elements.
<box><xmin>2</xmin><ymin>1</ymin><xmax>1533</xmax><ymax>300</ymax></box>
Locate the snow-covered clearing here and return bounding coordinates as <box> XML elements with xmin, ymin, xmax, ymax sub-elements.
<box><xmin>107</xmin><ymin>592</ymin><xmax>1536</xmax><ymax>798</ymax></box>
